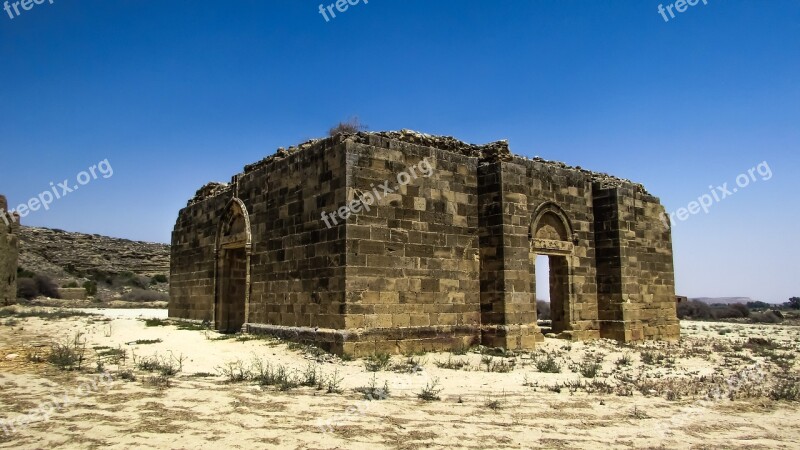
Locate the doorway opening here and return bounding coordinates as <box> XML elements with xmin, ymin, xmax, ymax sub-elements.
<box><xmin>531</xmin><ymin>204</ymin><xmax>575</xmax><ymax>335</ymax></box>
<box><xmin>217</xmin><ymin>247</ymin><xmax>247</xmax><ymax>333</ymax></box>
<box><xmin>214</xmin><ymin>198</ymin><xmax>251</xmax><ymax>334</ymax></box>
<box><xmin>535</xmin><ymin>253</ymin><xmax>570</xmax><ymax>333</ymax></box>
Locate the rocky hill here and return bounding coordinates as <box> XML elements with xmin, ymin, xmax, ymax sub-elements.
<box><xmin>18</xmin><ymin>226</ymin><xmax>170</xmax><ymax>278</ymax></box>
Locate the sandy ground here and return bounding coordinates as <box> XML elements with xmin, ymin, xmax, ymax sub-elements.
<box><xmin>0</xmin><ymin>308</ymin><xmax>798</xmax><ymax>449</ymax></box>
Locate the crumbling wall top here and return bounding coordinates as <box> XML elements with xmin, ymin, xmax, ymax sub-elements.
<box><xmin>187</xmin><ymin>129</ymin><xmax>650</xmax><ymax>205</ymax></box>
<box><xmin>514</xmin><ymin>155</ymin><xmax>650</xmax><ymax>195</ymax></box>
<box><xmin>353</xmin><ymin>130</ymin><xmax>513</xmax><ymax>163</ymax></box>
<box><xmin>187</xmin><ymin>182</ymin><xmax>230</xmax><ymax>206</ymax></box>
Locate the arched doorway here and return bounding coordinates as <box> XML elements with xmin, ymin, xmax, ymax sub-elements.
<box><xmin>530</xmin><ymin>203</ymin><xmax>575</xmax><ymax>334</ymax></box>
<box><xmin>215</xmin><ymin>198</ymin><xmax>252</xmax><ymax>333</ymax></box>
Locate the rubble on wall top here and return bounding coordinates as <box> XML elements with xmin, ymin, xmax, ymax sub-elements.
<box><xmin>189</xmin><ymin>130</ymin><xmax>649</xmax><ymax>205</ymax></box>
<box><xmin>516</xmin><ymin>154</ymin><xmax>649</xmax><ymax>195</ymax></box>
<box><xmin>354</xmin><ymin>129</ymin><xmax>514</xmax><ymax>163</ymax></box>
<box><xmin>188</xmin><ymin>181</ymin><xmax>230</xmax><ymax>206</ymax></box>
<box><xmin>239</xmin><ymin>129</ymin><xmax>512</xmax><ymax>177</ymax></box>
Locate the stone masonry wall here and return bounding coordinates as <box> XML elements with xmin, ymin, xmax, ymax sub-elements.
<box><xmin>171</xmin><ymin>139</ymin><xmax>350</xmax><ymax>341</ymax></box>
<box><xmin>1</xmin><ymin>195</ymin><xmax>20</xmax><ymax>306</ymax></box>
<box><xmin>241</xmin><ymin>141</ymin><xmax>348</xmax><ymax>331</ymax></box>
<box><xmin>592</xmin><ymin>184</ymin><xmax>679</xmax><ymax>340</ymax></box>
<box><xmin>593</xmin><ymin>185</ymin><xmax>627</xmax><ymax>338</ymax></box>
<box><xmin>478</xmin><ymin>161</ymin><xmax>543</xmax><ymax>349</ymax></box>
<box><xmin>513</xmin><ymin>158</ymin><xmax>601</xmax><ymax>340</ymax></box>
<box><xmin>342</xmin><ymin>137</ymin><xmax>481</xmax><ymax>355</ymax></box>
<box><xmin>170</xmin><ymin>191</ymin><xmax>228</xmax><ymax>321</ymax></box>
<box><xmin>170</xmin><ymin>131</ymin><xmax>680</xmax><ymax>354</ymax></box>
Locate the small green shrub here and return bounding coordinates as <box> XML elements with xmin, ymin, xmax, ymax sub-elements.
<box><xmin>435</xmin><ymin>356</ymin><xmax>469</xmax><ymax>370</ymax></box>
<box><xmin>176</xmin><ymin>321</ymin><xmax>208</xmax><ymax>331</ymax></box>
<box><xmin>97</xmin><ymin>347</ymin><xmax>127</xmax><ymax>364</ymax></box>
<box><xmin>485</xmin><ymin>399</ymin><xmax>502</xmax><ymax>410</ymax></box>
<box><xmin>326</xmin><ymin>368</ymin><xmax>343</xmax><ymax>394</ymax></box>
<box><xmin>579</xmin><ymin>361</ymin><xmax>602</xmax><ymax>378</ymax></box>
<box><xmin>615</xmin><ymin>354</ymin><xmax>632</xmax><ymax>367</ymax></box>
<box><xmin>135</xmin><ymin>352</ymin><xmax>185</xmax><ymax>376</ymax></box>
<box><xmin>144</xmin><ymin>318</ymin><xmax>169</xmax><ymax>327</ymax></box>
<box><xmin>354</xmin><ymin>374</ymin><xmax>390</xmax><ymax>400</ymax></box>
<box><xmin>482</xmin><ymin>355</ymin><xmax>514</xmax><ymax>373</ymax></box>
<box><xmin>392</xmin><ymin>355</ymin><xmax>426</xmax><ymax>373</ymax></box>
<box><xmin>417</xmin><ymin>377</ymin><xmax>443</xmax><ymax>401</ymax></box>
<box><xmin>535</xmin><ymin>356</ymin><xmax>561</xmax><ymax>373</ymax></box>
<box><xmin>48</xmin><ymin>334</ymin><xmax>87</xmax><ymax>370</ymax></box>
<box><xmin>364</xmin><ymin>353</ymin><xmax>391</xmax><ymax>372</ymax></box>
<box><xmin>143</xmin><ymin>374</ymin><xmax>172</xmax><ymax>389</ymax></box>
<box><xmin>83</xmin><ymin>280</ymin><xmax>98</xmax><ymax>296</ymax></box>
<box><xmin>770</xmin><ymin>378</ymin><xmax>800</xmax><ymax>401</ymax></box>
<box><xmin>300</xmin><ymin>363</ymin><xmax>320</xmax><ymax>387</ymax></box>
<box><xmin>218</xmin><ymin>359</ymin><xmax>251</xmax><ymax>383</ymax></box>
<box><xmin>119</xmin><ymin>369</ymin><xmax>136</xmax><ymax>381</ymax></box>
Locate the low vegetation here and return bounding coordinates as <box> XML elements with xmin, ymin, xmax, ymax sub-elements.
<box><xmin>121</xmin><ymin>289</ymin><xmax>169</xmax><ymax>302</ymax></box>
<box><xmin>364</xmin><ymin>352</ymin><xmax>391</xmax><ymax>372</ymax></box>
<box><xmin>216</xmin><ymin>355</ymin><xmax>342</xmax><ymax>393</ymax></box>
<box><xmin>48</xmin><ymin>333</ymin><xmax>88</xmax><ymax>370</ymax></box>
<box><xmin>678</xmin><ymin>298</ymin><xmax>800</xmax><ymax>324</ymax></box>
<box><xmin>354</xmin><ymin>374</ymin><xmax>390</xmax><ymax>400</ymax></box>
<box><xmin>535</xmin><ymin>354</ymin><xmax>562</xmax><ymax>373</ymax></box>
<box><xmin>328</xmin><ymin>116</ymin><xmax>367</xmax><ymax>136</ymax></box>
<box><xmin>133</xmin><ymin>352</ymin><xmax>186</xmax><ymax>376</ymax></box>
<box><xmin>16</xmin><ymin>273</ymin><xmax>61</xmax><ymax>299</ymax></box>
<box><xmin>417</xmin><ymin>377</ymin><xmax>443</xmax><ymax>401</ymax></box>
<box><xmin>0</xmin><ymin>307</ymin><xmax>93</xmax><ymax>320</ymax></box>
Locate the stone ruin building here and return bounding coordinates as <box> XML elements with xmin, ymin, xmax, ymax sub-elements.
<box><xmin>170</xmin><ymin>131</ymin><xmax>679</xmax><ymax>356</ymax></box>
<box><xmin>1</xmin><ymin>195</ymin><xmax>20</xmax><ymax>306</ymax></box>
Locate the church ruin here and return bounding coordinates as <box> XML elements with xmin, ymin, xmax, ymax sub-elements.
<box><xmin>170</xmin><ymin>131</ymin><xmax>679</xmax><ymax>355</ymax></box>
<box><xmin>1</xmin><ymin>195</ymin><xmax>20</xmax><ymax>306</ymax></box>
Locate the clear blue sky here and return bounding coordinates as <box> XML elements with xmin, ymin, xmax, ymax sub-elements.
<box><xmin>1</xmin><ymin>1</ymin><xmax>797</xmax><ymax>303</ymax></box>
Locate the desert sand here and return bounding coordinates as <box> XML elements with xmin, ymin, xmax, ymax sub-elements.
<box><xmin>1</xmin><ymin>307</ymin><xmax>798</xmax><ymax>449</ymax></box>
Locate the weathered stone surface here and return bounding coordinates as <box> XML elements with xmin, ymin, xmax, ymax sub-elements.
<box><xmin>1</xmin><ymin>195</ymin><xmax>20</xmax><ymax>306</ymax></box>
<box><xmin>170</xmin><ymin>131</ymin><xmax>679</xmax><ymax>355</ymax></box>
<box><xmin>17</xmin><ymin>226</ymin><xmax>170</xmax><ymax>277</ymax></box>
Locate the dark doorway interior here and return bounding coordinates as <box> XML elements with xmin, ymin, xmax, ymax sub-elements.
<box><xmin>216</xmin><ymin>247</ymin><xmax>247</xmax><ymax>333</ymax></box>
<box><xmin>548</xmin><ymin>255</ymin><xmax>569</xmax><ymax>333</ymax></box>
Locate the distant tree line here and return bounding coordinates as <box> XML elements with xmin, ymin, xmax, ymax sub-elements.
<box><xmin>677</xmin><ymin>297</ymin><xmax>799</xmax><ymax>324</ymax></box>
